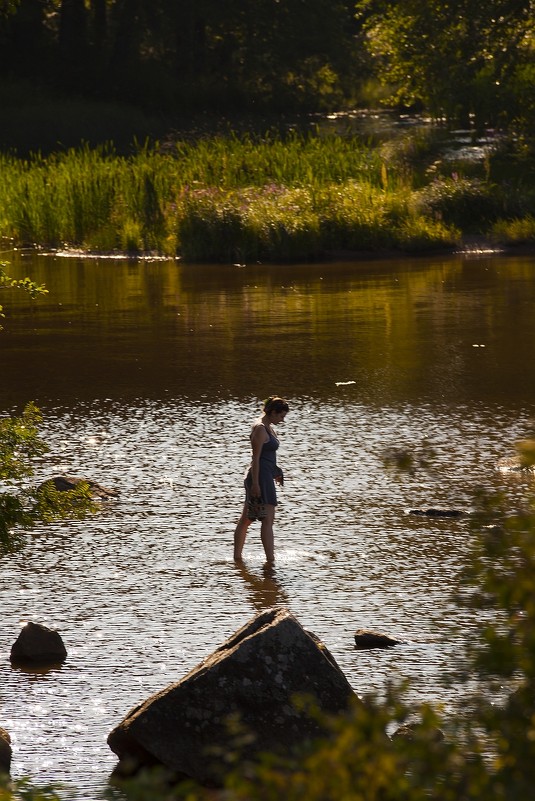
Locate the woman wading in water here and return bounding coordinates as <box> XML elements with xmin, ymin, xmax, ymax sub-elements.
<box><xmin>233</xmin><ymin>396</ymin><xmax>289</xmax><ymax>563</ymax></box>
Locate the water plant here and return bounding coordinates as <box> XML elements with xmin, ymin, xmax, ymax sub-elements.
<box><xmin>175</xmin><ymin>181</ymin><xmax>459</xmax><ymax>262</ymax></box>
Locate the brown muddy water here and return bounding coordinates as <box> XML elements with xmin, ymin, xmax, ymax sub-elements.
<box><xmin>1</xmin><ymin>250</ymin><xmax>535</xmax><ymax>798</ymax></box>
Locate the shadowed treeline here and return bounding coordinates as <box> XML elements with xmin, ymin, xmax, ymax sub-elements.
<box><xmin>0</xmin><ymin>1</ymin><xmax>533</xmax><ymax>152</ymax></box>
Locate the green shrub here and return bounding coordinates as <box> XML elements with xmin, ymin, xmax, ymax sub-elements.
<box><xmin>491</xmin><ymin>215</ymin><xmax>535</xmax><ymax>245</ymax></box>
<box><xmin>414</xmin><ymin>177</ymin><xmax>502</xmax><ymax>232</ymax></box>
<box><xmin>316</xmin><ymin>182</ymin><xmax>401</xmax><ymax>251</ymax></box>
<box><xmin>394</xmin><ymin>215</ymin><xmax>461</xmax><ymax>252</ymax></box>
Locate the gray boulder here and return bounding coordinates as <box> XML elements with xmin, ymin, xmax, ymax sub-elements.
<box><xmin>354</xmin><ymin>629</ymin><xmax>402</xmax><ymax>649</ymax></box>
<box><xmin>108</xmin><ymin>607</ymin><xmax>356</xmax><ymax>786</ymax></box>
<box><xmin>10</xmin><ymin>621</ymin><xmax>67</xmax><ymax>665</ymax></box>
<box><xmin>0</xmin><ymin>727</ymin><xmax>11</xmax><ymax>774</ymax></box>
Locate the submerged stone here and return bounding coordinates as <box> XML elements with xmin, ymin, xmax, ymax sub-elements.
<box><xmin>40</xmin><ymin>475</ymin><xmax>118</xmax><ymax>498</ymax></box>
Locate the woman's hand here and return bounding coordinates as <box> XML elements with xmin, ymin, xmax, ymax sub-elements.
<box><xmin>251</xmin><ymin>481</ymin><xmax>261</xmax><ymax>498</ymax></box>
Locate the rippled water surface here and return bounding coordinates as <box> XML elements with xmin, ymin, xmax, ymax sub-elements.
<box><xmin>1</xmin><ymin>251</ymin><xmax>535</xmax><ymax>798</ymax></box>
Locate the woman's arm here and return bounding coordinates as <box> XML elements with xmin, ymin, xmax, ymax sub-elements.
<box><xmin>250</xmin><ymin>424</ymin><xmax>268</xmax><ymax>497</ymax></box>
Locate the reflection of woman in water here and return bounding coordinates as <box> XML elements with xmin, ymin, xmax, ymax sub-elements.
<box><xmin>233</xmin><ymin>396</ymin><xmax>289</xmax><ymax>563</ymax></box>
<box><xmin>235</xmin><ymin>561</ymin><xmax>289</xmax><ymax>610</ymax></box>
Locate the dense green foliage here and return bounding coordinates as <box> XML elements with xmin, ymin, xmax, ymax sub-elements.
<box><xmin>0</xmin><ymin>135</ymin><xmax>468</xmax><ymax>258</ymax></box>
<box><xmin>356</xmin><ymin>0</ymin><xmax>535</xmax><ymax>131</ymax></box>
<box><xmin>1</xmin><ymin>131</ymin><xmax>534</xmax><ymax>260</ymax></box>
<box><xmin>0</xmin><ymin>0</ymin><xmax>362</xmax><ymax>115</ymax></box>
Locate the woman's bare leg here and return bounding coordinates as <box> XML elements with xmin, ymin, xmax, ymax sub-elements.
<box><xmin>260</xmin><ymin>505</ymin><xmax>276</xmax><ymax>563</ymax></box>
<box><xmin>234</xmin><ymin>503</ymin><xmax>251</xmax><ymax>561</ymax></box>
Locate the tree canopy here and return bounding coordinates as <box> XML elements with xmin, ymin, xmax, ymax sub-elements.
<box><xmin>0</xmin><ymin>0</ymin><xmax>363</xmax><ymax>112</ymax></box>
<box><xmin>355</xmin><ymin>0</ymin><xmax>535</xmax><ymax>129</ymax></box>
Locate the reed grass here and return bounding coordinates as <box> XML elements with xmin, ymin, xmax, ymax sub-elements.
<box><xmin>0</xmin><ymin>134</ymin><xmax>463</xmax><ymax>259</ymax></box>
<box><xmin>491</xmin><ymin>215</ymin><xmax>535</xmax><ymax>245</ymax></box>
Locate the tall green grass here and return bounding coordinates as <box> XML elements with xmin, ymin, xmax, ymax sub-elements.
<box><xmin>0</xmin><ymin>135</ymin><xmax>461</xmax><ymax>259</ymax></box>
<box><xmin>491</xmin><ymin>214</ymin><xmax>535</xmax><ymax>245</ymax></box>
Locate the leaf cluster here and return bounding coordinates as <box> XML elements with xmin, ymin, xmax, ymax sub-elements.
<box><xmin>0</xmin><ymin>263</ymin><xmax>48</xmax><ymax>329</ymax></box>
<box><xmin>0</xmin><ymin>402</ymin><xmax>95</xmax><ymax>554</ymax></box>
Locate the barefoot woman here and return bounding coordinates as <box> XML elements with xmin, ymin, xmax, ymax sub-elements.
<box><xmin>233</xmin><ymin>396</ymin><xmax>289</xmax><ymax>563</ymax></box>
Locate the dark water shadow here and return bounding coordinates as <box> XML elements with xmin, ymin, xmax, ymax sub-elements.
<box><xmin>9</xmin><ymin>662</ymin><xmax>65</xmax><ymax>678</ymax></box>
<box><xmin>234</xmin><ymin>561</ymin><xmax>290</xmax><ymax>611</ymax></box>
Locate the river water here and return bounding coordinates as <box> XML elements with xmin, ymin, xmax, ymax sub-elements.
<box><xmin>1</xmin><ymin>250</ymin><xmax>535</xmax><ymax>798</ymax></box>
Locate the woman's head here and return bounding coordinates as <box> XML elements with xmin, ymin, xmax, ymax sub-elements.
<box><xmin>263</xmin><ymin>396</ymin><xmax>289</xmax><ymax>416</ymax></box>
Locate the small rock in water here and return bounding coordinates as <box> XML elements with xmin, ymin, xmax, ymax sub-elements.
<box><xmin>354</xmin><ymin>629</ymin><xmax>402</xmax><ymax>649</ymax></box>
<box><xmin>10</xmin><ymin>621</ymin><xmax>68</xmax><ymax>665</ymax></box>
<box><xmin>408</xmin><ymin>508</ymin><xmax>464</xmax><ymax>517</ymax></box>
<box><xmin>40</xmin><ymin>475</ymin><xmax>118</xmax><ymax>498</ymax></box>
<box><xmin>392</xmin><ymin>721</ymin><xmax>444</xmax><ymax>742</ymax></box>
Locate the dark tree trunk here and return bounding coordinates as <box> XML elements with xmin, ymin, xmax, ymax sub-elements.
<box><xmin>109</xmin><ymin>0</ymin><xmax>142</xmax><ymax>74</ymax></box>
<box><xmin>91</xmin><ymin>0</ymin><xmax>108</xmax><ymax>52</ymax></box>
<box><xmin>58</xmin><ymin>0</ymin><xmax>88</xmax><ymax>78</ymax></box>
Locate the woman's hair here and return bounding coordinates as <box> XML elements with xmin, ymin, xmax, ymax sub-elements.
<box><xmin>263</xmin><ymin>396</ymin><xmax>289</xmax><ymax>414</ymax></box>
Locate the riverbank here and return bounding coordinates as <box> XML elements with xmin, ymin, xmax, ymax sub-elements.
<box><xmin>0</xmin><ymin>131</ymin><xmax>533</xmax><ymax>262</ymax></box>
<box><xmin>19</xmin><ymin>235</ymin><xmax>535</xmax><ymax>266</ymax></box>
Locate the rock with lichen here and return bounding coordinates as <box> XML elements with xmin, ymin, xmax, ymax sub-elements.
<box><xmin>108</xmin><ymin>607</ymin><xmax>356</xmax><ymax>785</ymax></box>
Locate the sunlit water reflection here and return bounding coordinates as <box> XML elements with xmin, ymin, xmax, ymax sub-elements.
<box><xmin>1</xmin><ymin>252</ymin><xmax>535</xmax><ymax>798</ymax></box>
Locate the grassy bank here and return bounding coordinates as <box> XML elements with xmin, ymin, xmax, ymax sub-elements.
<box><xmin>0</xmin><ymin>132</ymin><xmax>533</xmax><ymax>261</ymax></box>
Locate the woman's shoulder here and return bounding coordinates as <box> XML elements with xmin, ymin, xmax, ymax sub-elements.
<box><xmin>250</xmin><ymin>420</ymin><xmax>269</xmax><ymax>440</ymax></box>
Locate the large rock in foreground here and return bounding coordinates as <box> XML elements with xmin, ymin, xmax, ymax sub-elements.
<box><xmin>108</xmin><ymin>607</ymin><xmax>356</xmax><ymax>785</ymax></box>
